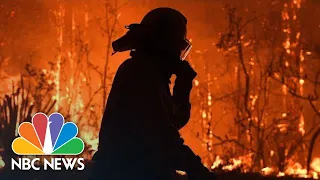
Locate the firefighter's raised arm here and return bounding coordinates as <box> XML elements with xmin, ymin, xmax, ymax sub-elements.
<box><xmin>171</xmin><ymin>60</ymin><xmax>197</xmax><ymax>129</ymax></box>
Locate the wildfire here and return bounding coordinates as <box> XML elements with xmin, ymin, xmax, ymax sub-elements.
<box><xmin>261</xmin><ymin>167</ymin><xmax>275</xmax><ymax>176</ymax></box>
<box><xmin>210</xmin><ymin>155</ymin><xmax>320</xmax><ymax>179</ymax></box>
<box><xmin>53</xmin><ymin>2</ymin><xmax>65</xmax><ymax>112</ymax></box>
<box><xmin>46</xmin><ymin>2</ymin><xmax>100</xmax><ymax>159</ymax></box>
<box><xmin>312</xmin><ymin>158</ymin><xmax>320</xmax><ymax>173</ymax></box>
<box><xmin>284</xmin><ymin>161</ymin><xmax>308</xmax><ymax>178</ymax></box>
<box><xmin>79</xmin><ymin>125</ymin><xmax>99</xmax><ymax>156</ymax></box>
<box><xmin>210</xmin><ymin>153</ymin><xmax>253</xmax><ymax>173</ymax></box>
<box><xmin>279</xmin><ymin>159</ymin><xmax>320</xmax><ymax>179</ymax></box>
<box><xmin>211</xmin><ymin>156</ymin><xmax>223</xmax><ymax>169</ymax></box>
<box><xmin>0</xmin><ymin>74</ymin><xmax>21</xmax><ymax>95</ymax></box>
<box><xmin>222</xmin><ymin>158</ymin><xmax>243</xmax><ymax>171</ymax></box>
<box><xmin>0</xmin><ymin>1</ymin><xmax>319</xmax><ymax>180</ymax></box>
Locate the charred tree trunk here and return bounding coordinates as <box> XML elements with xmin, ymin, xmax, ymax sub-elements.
<box><xmin>307</xmin><ymin>126</ymin><xmax>320</xmax><ymax>172</ymax></box>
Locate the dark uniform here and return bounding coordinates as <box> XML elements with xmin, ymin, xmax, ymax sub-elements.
<box><xmin>91</xmin><ymin>7</ymin><xmax>215</xmax><ymax>180</ymax></box>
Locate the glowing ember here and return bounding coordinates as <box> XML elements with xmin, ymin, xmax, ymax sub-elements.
<box><xmin>176</xmin><ymin>170</ymin><xmax>187</xmax><ymax>176</ymax></box>
<box><xmin>0</xmin><ymin>155</ymin><xmax>5</xmax><ymax>169</ymax></box>
<box><xmin>277</xmin><ymin>172</ymin><xmax>285</xmax><ymax>177</ymax></box>
<box><xmin>299</xmin><ymin>114</ymin><xmax>305</xmax><ymax>136</ymax></box>
<box><xmin>194</xmin><ymin>79</ymin><xmax>199</xmax><ymax>86</ymax></box>
<box><xmin>261</xmin><ymin>167</ymin><xmax>275</xmax><ymax>176</ymax></box>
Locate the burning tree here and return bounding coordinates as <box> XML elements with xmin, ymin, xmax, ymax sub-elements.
<box><xmin>265</xmin><ymin>0</ymin><xmax>320</xmax><ymax>175</ymax></box>
<box><xmin>48</xmin><ymin>1</ymin><xmax>105</xmax><ymax>158</ymax></box>
<box><xmin>266</xmin><ymin>0</ymin><xmax>320</xmax><ymax>176</ymax></box>
<box><xmin>0</xmin><ymin>0</ymin><xmax>123</xmax><ymax>167</ymax></box>
<box><xmin>189</xmin><ymin>0</ymin><xmax>320</xmax><ymax>178</ymax></box>
<box><xmin>95</xmin><ymin>0</ymin><xmax>121</xmax><ymax>112</ymax></box>
<box><xmin>43</xmin><ymin>0</ymin><xmax>122</xmax><ymax>158</ymax></box>
<box><xmin>213</xmin><ymin>5</ymin><xmax>291</xmax><ymax>171</ymax></box>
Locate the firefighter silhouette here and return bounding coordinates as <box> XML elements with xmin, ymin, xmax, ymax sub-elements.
<box><xmin>91</xmin><ymin>7</ymin><xmax>216</xmax><ymax>180</ymax></box>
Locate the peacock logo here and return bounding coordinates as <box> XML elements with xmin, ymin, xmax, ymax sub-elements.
<box><xmin>11</xmin><ymin>112</ymin><xmax>85</xmax><ymax>155</ymax></box>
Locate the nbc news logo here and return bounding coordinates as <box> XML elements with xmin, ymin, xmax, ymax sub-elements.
<box><xmin>11</xmin><ymin>112</ymin><xmax>85</xmax><ymax>171</ymax></box>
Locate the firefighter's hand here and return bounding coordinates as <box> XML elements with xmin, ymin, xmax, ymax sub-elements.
<box><xmin>175</xmin><ymin>60</ymin><xmax>197</xmax><ymax>81</ymax></box>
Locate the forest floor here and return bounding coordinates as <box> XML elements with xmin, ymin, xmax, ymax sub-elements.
<box><xmin>0</xmin><ymin>162</ymin><xmax>316</xmax><ymax>180</ymax></box>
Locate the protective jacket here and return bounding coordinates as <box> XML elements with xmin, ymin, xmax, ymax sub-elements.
<box><xmin>91</xmin><ymin>51</ymin><xmax>212</xmax><ymax>180</ymax></box>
